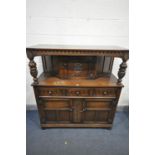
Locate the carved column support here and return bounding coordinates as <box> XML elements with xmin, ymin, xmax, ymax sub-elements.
<box><xmin>29</xmin><ymin>59</ymin><xmax>38</xmax><ymax>84</ymax></box>
<box><xmin>117</xmin><ymin>58</ymin><xmax>128</xmax><ymax>84</ymax></box>
<box><xmin>27</xmin><ymin>50</ymin><xmax>38</xmax><ymax>84</ymax></box>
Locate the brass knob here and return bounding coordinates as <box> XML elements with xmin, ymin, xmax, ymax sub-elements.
<box><xmin>68</xmin><ymin>108</ymin><xmax>73</xmax><ymax>112</ymax></box>
<box><xmin>63</xmin><ymin>63</ymin><xmax>67</xmax><ymax>67</ymax></box>
<box><xmin>76</xmin><ymin>91</ymin><xmax>80</xmax><ymax>96</ymax></box>
<box><xmin>103</xmin><ymin>91</ymin><xmax>107</xmax><ymax>95</ymax></box>
<box><xmin>80</xmin><ymin>108</ymin><xmax>87</xmax><ymax>112</ymax></box>
<box><xmin>48</xmin><ymin>91</ymin><xmax>53</xmax><ymax>95</ymax></box>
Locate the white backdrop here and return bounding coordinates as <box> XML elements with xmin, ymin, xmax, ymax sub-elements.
<box><xmin>26</xmin><ymin>0</ymin><xmax>129</xmax><ymax>109</ymax></box>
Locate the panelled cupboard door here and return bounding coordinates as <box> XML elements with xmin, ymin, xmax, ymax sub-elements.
<box><xmin>39</xmin><ymin>98</ymin><xmax>115</xmax><ymax>124</ymax></box>
<box><xmin>81</xmin><ymin>99</ymin><xmax>114</xmax><ymax>124</ymax></box>
<box><xmin>41</xmin><ymin>99</ymin><xmax>73</xmax><ymax>124</ymax></box>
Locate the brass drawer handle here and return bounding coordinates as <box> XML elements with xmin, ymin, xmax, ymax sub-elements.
<box><xmin>48</xmin><ymin>90</ymin><xmax>53</xmax><ymax>95</ymax></box>
<box><xmin>80</xmin><ymin>99</ymin><xmax>86</xmax><ymax>112</ymax></box>
<box><xmin>75</xmin><ymin>91</ymin><xmax>80</xmax><ymax>96</ymax></box>
<box><xmin>103</xmin><ymin>91</ymin><xmax>108</xmax><ymax>95</ymax></box>
<box><xmin>63</xmin><ymin>63</ymin><xmax>67</xmax><ymax>68</ymax></box>
<box><xmin>80</xmin><ymin>108</ymin><xmax>87</xmax><ymax>112</ymax></box>
<box><xmin>68</xmin><ymin>108</ymin><xmax>73</xmax><ymax>112</ymax></box>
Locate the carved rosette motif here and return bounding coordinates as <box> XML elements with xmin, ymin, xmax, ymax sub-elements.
<box><xmin>117</xmin><ymin>61</ymin><xmax>127</xmax><ymax>83</ymax></box>
<box><xmin>29</xmin><ymin>60</ymin><xmax>38</xmax><ymax>84</ymax></box>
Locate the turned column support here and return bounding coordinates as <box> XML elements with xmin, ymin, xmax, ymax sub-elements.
<box><xmin>27</xmin><ymin>51</ymin><xmax>38</xmax><ymax>84</ymax></box>
<box><xmin>117</xmin><ymin>57</ymin><xmax>128</xmax><ymax>84</ymax></box>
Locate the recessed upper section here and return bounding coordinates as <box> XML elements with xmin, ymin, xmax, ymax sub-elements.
<box><xmin>26</xmin><ymin>44</ymin><xmax>129</xmax><ymax>85</ymax></box>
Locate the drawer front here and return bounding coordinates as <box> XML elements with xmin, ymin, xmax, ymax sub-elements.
<box><xmin>94</xmin><ymin>88</ymin><xmax>116</xmax><ymax>97</ymax></box>
<box><xmin>37</xmin><ymin>87</ymin><xmax>67</xmax><ymax>96</ymax></box>
<box><xmin>67</xmin><ymin>88</ymin><xmax>117</xmax><ymax>97</ymax></box>
<box><xmin>37</xmin><ymin>87</ymin><xmax>117</xmax><ymax>97</ymax></box>
<box><xmin>67</xmin><ymin>88</ymin><xmax>91</xmax><ymax>96</ymax></box>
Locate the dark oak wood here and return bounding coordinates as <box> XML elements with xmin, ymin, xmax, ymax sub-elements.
<box><xmin>28</xmin><ymin>59</ymin><xmax>38</xmax><ymax>84</ymax></box>
<box><xmin>118</xmin><ymin>60</ymin><xmax>128</xmax><ymax>83</ymax></box>
<box><xmin>27</xmin><ymin>44</ymin><xmax>129</xmax><ymax>129</ymax></box>
<box><xmin>33</xmin><ymin>72</ymin><xmax>123</xmax><ymax>87</ymax></box>
<box><xmin>41</xmin><ymin>123</ymin><xmax>112</xmax><ymax>128</ymax></box>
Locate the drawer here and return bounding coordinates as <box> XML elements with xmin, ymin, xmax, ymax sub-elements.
<box><xmin>37</xmin><ymin>87</ymin><xmax>117</xmax><ymax>97</ymax></box>
<box><xmin>37</xmin><ymin>87</ymin><xmax>67</xmax><ymax>96</ymax></box>
<box><xmin>67</xmin><ymin>88</ymin><xmax>91</xmax><ymax>96</ymax></box>
<box><xmin>94</xmin><ymin>88</ymin><xmax>116</xmax><ymax>97</ymax></box>
<box><xmin>67</xmin><ymin>88</ymin><xmax>117</xmax><ymax>97</ymax></box>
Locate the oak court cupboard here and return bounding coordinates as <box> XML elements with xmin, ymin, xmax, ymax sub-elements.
<box><xmin>26</xmin><ymin>44</ymin><xmax>129</xmax><ymax>129</ymax></box>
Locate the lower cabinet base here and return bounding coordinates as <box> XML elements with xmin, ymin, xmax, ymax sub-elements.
<box><xmin>34</xmin><ymin>86</ymin><xmax>122</xmax><ymax>129</ymax></box>
<box><xmin>41</xmin><ymin>123</ymin><xmax>112</xmax><ymax>128</ymax></box>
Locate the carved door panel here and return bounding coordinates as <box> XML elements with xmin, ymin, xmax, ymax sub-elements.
<box><xmin>81</xmin><ymin>99</ymin><xmax>115</xmax><ymax>124</ymax></box>
<box><xmin>41</xmin><ymin>99</ymin><xmax>73</xmax><ymax>123</ymax></box>
<box><xmin>39</xmin><ymin>98</ymin><xmax>116</xmax><ymax>124</ymax></box>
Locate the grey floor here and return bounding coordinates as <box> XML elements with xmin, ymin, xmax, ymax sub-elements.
<box><xmin>26</xmin><ymin>111</ymin><xmax>129</xmax><ymax>155</ymax></box>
